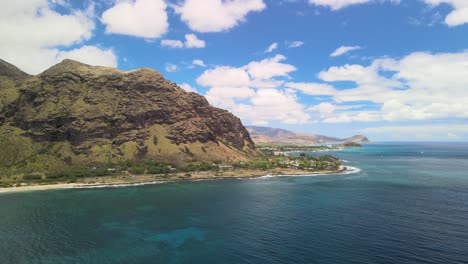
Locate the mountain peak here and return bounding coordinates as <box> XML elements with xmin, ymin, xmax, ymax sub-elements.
<box><xmin>40</xmin><ymin>59</ymin><xmax>120</xmax><ymax>76</ymax></box>
<box><xmin>0</xmin><ymin>59</ymin><xmax>257</xmax><ymax>167</ymax></box>
<box><xmin>40</xmin><ymin>59</ymin><xmax>166</xmax><ymax>81</ymax></box>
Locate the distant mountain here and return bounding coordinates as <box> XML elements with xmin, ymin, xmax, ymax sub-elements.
<box><xmin>0</xmin><ymin>58</ymin><xmax>257</xmax><ymax>173</ymax></box>
<box><xmin>246</xmin><ymin>126</ymin><xmax>369</xmax><ymax>144</ymax></box>
<box><xmin>246</xmin><ymin>126</ymin><xmax>296</xmax><ymax>139</ymax></box>
<box><xmin>343</xmin><ymin>135</ymin><xmax>370</xmax><ymax>143</ymax></box>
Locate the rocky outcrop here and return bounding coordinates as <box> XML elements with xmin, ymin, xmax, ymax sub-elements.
<box><xmin>0</xmin><ymin>59</ymin><xmax>256</xmax><ymax>168</ymax></box>
<box><xmin>343</xmin><ymin>135</ymin><xmax>369</xmax><ymax>143</ymax></box>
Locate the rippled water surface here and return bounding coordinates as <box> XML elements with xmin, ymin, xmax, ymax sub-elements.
<box><xmin>1</xmin><ymin>142</ymin><xmax>468</xmax><ymax>264</ymax></box>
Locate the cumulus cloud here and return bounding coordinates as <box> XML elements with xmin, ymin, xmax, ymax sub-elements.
<box><xmin>360</xmin><ymin>124</ymin><xmax>468</xmax><ymax>141</ymax></box>
<box><xmin>308</xmin><ymin>0</ymin><xmax>467</xmax><ymax>26</ymax></box>
<box><xmin>308</xmin><ymin>102</ymin><xmax>336</xmax><ymax>117</ymax></box>
<box><xmin>192</xmin><ymin>59</ymin><xmax>206</xmax><ymax>67</ymax></box>
<box><xmin>0</xmin><ymin>1</ymin><xmax>93</xmax><ymax>48</ymax></box>
<box><xmin>165</xmin><ymin>63</ymin><xmax>178</xmax><ymax>72</ymax></box>
<box><xmin>101</xmin><ymin>0</ymin><xmax>168</xmax><ymax>39</ymax></box>
<box><xmin>307</xmin><ymin>103</ymin><xmax>366</xmax><ymax>117</ymax></box>
<box><xmin>309</xmin><ymin>0</ymin><xmax>371</xmax><ymax>10</ymax></box>
<box><xmin>56</xmin><ymin>46</ymin><xmax>117</xmax><ymax>68</ymax></box>
<box><xmin>290</xmin><ymin>51</ymin><xmax>468</xmax><ymax>123</ymax></box>
<box><xmin>286</xmin><ymin>41</ymin><xmax>304</xmax><ymax>48</ymax></box>
<box><xmin>160</xmin><ymin>34</ymin><xmax>205</xmax><ymax>48</ymax></box>
<box><xmin>198</xmin><ymin>66</ymin><xmax>251</xmax><ymax>87</ymax></box>
<box><xmin>160</xmin><ymin>39</ymin><xmax>183</xmax><ymax>48</ymax></box>
<box><xmin>423</xmin><ymin>0</ymin><xmax>468</xmax><ymax>26</ymax></box>
<box><xmin>184</xmin><ymin>34</ymin><xmax>206</xmax><ymax>48</ymax></box>
<box><xmin>244</xmin><ymin>54</ymin><xmax>296</xmax><ymax>79</ymax></box>
<box><xmin>309</xmin><ymin>0</ymin><xmax>401</xmax><ymax>10</ymax></box>
<box><xmin>197</xmin><ymin>55</ymin><xmax>309</xmax><ymax>125</ymax></box>
<box><xmin>286</xmin><ymin>82</ymin><xmax>337</xmax><ymax>96</ymax></box>
<box><xmin>0</xmin><ymin>0</ymin><xmax>117</xmax><ymax>74</ymax></box>
<box><xmin>265</xmin><ymin>42</ymin><xmax>278</xmax><ymax>53</ymax></box>
<box><xmin>175</xmin><ymin>0</ymin><xmax>266</xmax><ymax>32</ymax></box>
<box><xmin>330</xmin><ymin>45</ymin><xmax>362</xmax><ymax>57</ymax></box>
<box><xmin>238</xmin><ymin>89</ymin><xmax>310</xmax><ymax>125</ymax></box>
<box><xmin>205</xmin><ymin>86</ymin><xmax>256</xmax><ymax>110</ymax></box>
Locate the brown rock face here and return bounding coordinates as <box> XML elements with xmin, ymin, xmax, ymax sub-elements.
<box><xmin>0</xmin><ymin>59</ymin><xmax>256</xmax><ymax>165</ymax></box>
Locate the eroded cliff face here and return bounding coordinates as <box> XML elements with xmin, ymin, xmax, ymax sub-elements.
<box><xmin>0</xmin><ymin>59</ymin><xmax>256</xmax><ymax>168</ymax></box>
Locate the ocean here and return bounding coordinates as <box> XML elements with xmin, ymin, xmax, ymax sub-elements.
<box><xmin>1</xmin><ymin>142</ymin><xmax>468</xmax><ymax>264</ymax></box>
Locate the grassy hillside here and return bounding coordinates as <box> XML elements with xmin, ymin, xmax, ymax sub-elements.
<box><xmin>0</xmin><ymin>59</ymin><xmax>257</xmax><ymax>181</ymax></box>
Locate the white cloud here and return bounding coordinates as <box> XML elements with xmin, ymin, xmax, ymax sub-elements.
<box><xmin>175</xmin><ymin>0</ymin><xmax>266</xmax><ymax>32</ymax></box>
<box><xmin>179</xmin><ymin>83</ymin><xmax>198</xmax><ymax>93</ymax></box>
<box><xmin>265</xmin><ymin>42</ymin><xmax>278</xmax><ymax>53</ymax></box>
<box><xmin>192</xmin><ymin>59</ymin><xmax>206</xmax><ymax>67</ymax></box>
<box><xmin>160</xmin><ymin>34</ymin><xmax>205</xmax><ymax>49</ymax></box>
<box><xmin>360</xmin><ymin>124</ymin><xmax>468</xmax><ymax>141</ymax></box>
<box><xmin>197</xmin><ymin>55</ymin><xmax>309</xmax><ymax>125</ymax></box>
<box><xmin>206</xmin><ymin>88</ymin><xmax>309</xmax><ymax>125</ymax></box>
<box><xmin>307</xmin><ymin>103</ymin><xmax>366</xmax><ymax>119</ymax></box>
<box><xmin>322</xmin><ymin>111</ymin><xmax>381</xmax><ymax>123</ymax></box>
<box><xmin>184</xmin><ymin>33</ymin><xmax>206</xmax><ymax>48</ymax></box>
<box><xmin>197</xmin><ymin>55</ymin><xmax>296</xmax><ymax>88</ymax></box>
<box><xmin>101</xmin><ymin>0</ymin><xmax>168</xmax><ymax>39</ymax></box>
<box><xmin>244</xmin><ymin>54</ymin><xmax>296</xmax><ymax>79</ymax></box>
<box><xmin>319</xmin><ymin>61</ymin><xmax>398</xmax><ymax>86</ymax></box>
<box><xmin>330</xmin><ymin>45</ymin><xmax>362</xmax><ymax>57</ymax></box>
<box><xmin>205</xmin><ymin>86</ymin><xmax>256</xmax><ymax>109</ymax></box>
<box><xmin>286</xmin><ymin>82</ymin><xmax>337</xmax><ymax>95</ymax></box>
<box><xmin>423</xmin><ymin>0</ymin><xmax>468</xmax><ymax>26</ymax></box>
<box><xmin>165</xmin><ymin>63</ymin><xmax>178</xmax><ymax>72</ymax></box>
<box><xmin>241</xmin><ymin>89</ymin><xmax>310</xmax><ymax>125</ymax></box>
<box><xmin>308</xmin><ymin>0</ymin><xmax>467</xmax><ymax>21</ymax></box>
<box><xmin>308</xmin><ymin>102</ymin><xmax>336</xmax><ymax>117</ymax></box>
<box><xmin>292</xmin><ymin>51</ymin><xmax>468</xmax><ymax>123</ymax></box>
<box><xmin>286</xmin><ymin>41</ymin><xmax>304</xmax><ymax>48</ymax></box>
<box><xmin>161</xmin><ymin>39</ymin><xmax>183</xmax><ymax>48</ymax></box>
<box><xmin>0</xmin><ymin>1</ymin><xmax>93</xmax><ymax>48</ymax></box>
<box><xmin>0</xmin><ymin>0</ymin><xmax>117</xmax><ymax>74</ymax></box>
<box><xmin>249</xmin><ymin>78</ymin><xmax>285</xmax><ymax>89</ymax></box>
<box><xmin>197</xmin><ymin>66</ymin><xmax>251</xmax><ymax>87</ymax></box>
<box><xmin>309</xmin><ymin>0</ymin><xmax>371</xmax><ymax>10</ymax></box>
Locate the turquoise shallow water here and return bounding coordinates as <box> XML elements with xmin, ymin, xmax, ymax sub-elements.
<box><xmin>1</xmin><ymin>142</ymin><xmax>468</xmax><ymax>264</ymax></box>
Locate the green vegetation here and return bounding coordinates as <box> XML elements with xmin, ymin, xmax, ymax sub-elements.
<box><xmin>45</xmin><ymin>167</ymin><xmax>117</xmax><ymax>180</ymax></box>
<box><xmin>341</xmin><ymin>142</ymin><xmax>362</xmax><ymax>147</ymax></box>
<box><xmin>0</xmin><ymin>59</ymin><xmax>347</xmax><ymax>189</ymax></box>
<box><xmin>0</xmin><ymin>122</ymin><xmax>342</xmax><ymax>187</ymax></box>
<box><xmin>22</xmin><ymin>173</ymin><xmax>43</xmax><ymax>180</ymax></box>
<box><xmin>256</xmin><ymin>143</ymin><xmax>334</xmax><ymax>155</ymax></box>
<box><xmin>180</xmin><ymin>161</ymin><xmax>219</xmax><ymax>172</ymax></box>
<box><xmin>232</xmin><ymin>155</ymin><xmax>340</xmax><ymax>171</ymax></box>
<box><xmin>0</xmin><ymin>150</ymin><xmax>342</xmax><ymax>187</ymax></box>
<box><xmin>257</xmin><ymin>142</ymin><xmax>362</xmax><ymax>155</ymax></box>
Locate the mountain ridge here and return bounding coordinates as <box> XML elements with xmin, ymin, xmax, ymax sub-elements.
<box><xmin>246</xmin><ymin>126</ymin><xmax>369</xmax><ymax>144</ymax></box>
<box><xmin>0</xmin><ymin>59</ymin><xmax>257</xmax><ymax>173</ymax></box>
<box><xmin>0</xmin><ymin>59</ymin><xmax>30</xmax><ymax>80</ymax></box>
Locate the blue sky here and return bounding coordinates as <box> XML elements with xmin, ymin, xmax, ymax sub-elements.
<box><xmin>1</xmin><ymin>0</ymin><xmax>468</xmax><ymax>141</ymax></box>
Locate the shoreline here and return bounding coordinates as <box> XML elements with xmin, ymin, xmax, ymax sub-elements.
<box><xmin>0</xmin><ymin>166</ymin><xmax>347</xmax><ymax>194</ymax></box>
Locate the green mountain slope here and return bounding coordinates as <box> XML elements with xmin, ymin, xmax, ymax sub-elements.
<box><xmin>0</xmin><ymin>59</ymin><xmax>257</xmax><ymax>176</ymax></box>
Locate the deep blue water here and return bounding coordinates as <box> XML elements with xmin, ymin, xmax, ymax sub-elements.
<box><xmin>1</xmin><ymin>143</ymin><xmax>468</xmax><ymax>264</ymax></box>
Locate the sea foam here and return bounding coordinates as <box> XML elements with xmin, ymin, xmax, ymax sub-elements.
<box><xmin>66</xmin><ymin>181</ymin><xmax>166</xmax><ymax>189</ymax></box>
